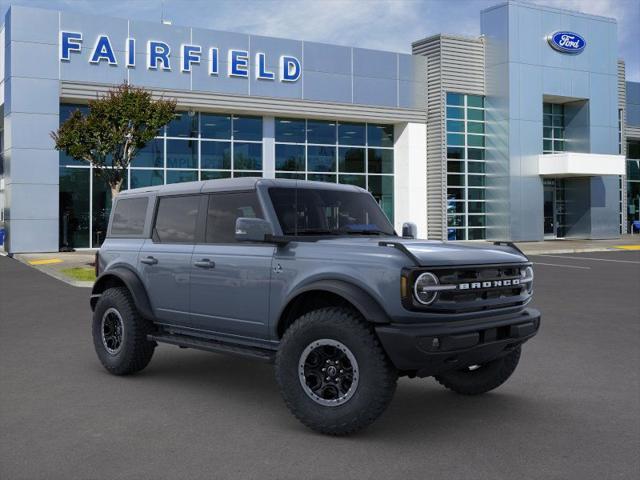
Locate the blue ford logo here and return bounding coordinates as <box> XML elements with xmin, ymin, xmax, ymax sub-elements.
<box><xmin>547</xmin><ymin>31</ymin><xmax>586</xmax><ymax>54</ymax></box>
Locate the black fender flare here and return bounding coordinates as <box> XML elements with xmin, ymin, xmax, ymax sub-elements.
<box><xmin>279</xmin><ymin>279</ymin><xmax>391</xmax><ymax>326</ymax></box>
<box><xmin>90</xmin><ymin>266</ymin><xmax>154</xmax><ymax>319</ymax></box>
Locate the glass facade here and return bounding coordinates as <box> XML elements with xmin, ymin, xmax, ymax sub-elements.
<box><xmin>58</xmin><ymin>104</ymin><xmax>263</xmax><ymax>248</ymax></box>
<box><xmin>543</xmin><ymin>103</ymin><xmax>565</xmax><ymax>154</ymax></box>
<box><xmin>627</xmin><ymin>139</ymin><xmax>640</xmax><ymax>232</ymax></box>
<box><xmin>445</xmin><ymin>92</ymin><xmax>486</xmax><ymax>240</ymax></box>
<box><xmin>274</xmin><ymin>118</ymin><xmax>395</xmax><ymax>222</ymax></box>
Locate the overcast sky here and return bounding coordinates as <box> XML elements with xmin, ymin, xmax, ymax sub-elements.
<box><xmin>1</xmin><ymin>0</ymin><xmax>638</xmax><ymax>80</ymax></box>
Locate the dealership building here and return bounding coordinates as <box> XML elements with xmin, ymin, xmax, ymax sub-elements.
<box><xmin>0</xmin><ymin>1</ymin><xmax>639</xmax><ymax>252</ymax></box>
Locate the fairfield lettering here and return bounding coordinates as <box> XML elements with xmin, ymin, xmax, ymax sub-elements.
<box><xmin>59</xmin><ymin>31</ymin><xmax>302</xmax><ymax>82</ymax></box>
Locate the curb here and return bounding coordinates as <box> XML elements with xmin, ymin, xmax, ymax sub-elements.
<box><xmin>519</xmin><ymin>247</ymin><xmax>621</xmax><ymax>255</ymax></box>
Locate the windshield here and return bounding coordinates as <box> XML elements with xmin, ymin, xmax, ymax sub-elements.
<box><xmin>269</xmin><ymin>187</ymin><xmax>396</xmax><ymax>236</ymax></box>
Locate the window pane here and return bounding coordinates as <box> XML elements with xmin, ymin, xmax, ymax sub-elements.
<box><xmin>205</xmin><ymin>192</ymin><xmax>263</xmax><ymax>243</ymax></box>
<box><xmin>543</xmin><ymin>139</ymin><xmax>553</xmax><ymax>151</ymax></box>
<box><xmin>92</xmin><ymin>180</ymin><xmax>111</xmax><ymax>245</ymax></box>
<box><xmin>368</xmin><ymin>148</ymin><xmax>394</xmax><ymax>174</ymax></box>
<box><xmin>276</xmin><ymin>144</ymin><xmax>305</xmax><ymax>171</ymax></box>
<box><xmin>628</xmin><ymin>141</ymin><xmax>640</xmax><ymax>159</ymax></box>
<box><xmin>554</xmin><ymin>128</ymin><xmax>564</xmax><ymax>139</ymax></box>
<box><xmin>60</xmin><ymin>103</ymin><xmax>89</xmax><ymax>123</ymax></box>
<box><xmin>552</xmin><ymin>115</ymin><xmax>563</xmax><ymax>127</ymax></box>
<box><xmin>447</xmin><ymin>147</ymin><xmax>464</xmax><ymax>159</ymax></box>
<box><xmin>307</xmin><ymin>145</ymin><xmax>336</xmax><ymax>172</ymax></box>
<box><xmin>154</xmin><ymin>195</ymin><xmax>200</xmax><ymax>243</ymax></box>
<box><xmin>447</xmin><ymin>161</ymin><xmax>464</xmax><ymax>173</ymax></box>
<box><xmin>447</xmin><ymin>174</ymin><xmax>465</xmax><ymax>186</ymax></box>
<box><xmin>133</xmin><ymin>139</ymin><xmax>164</xmax><ymax>168</ymax></box>
<box><xmin>468</xmin><ymin>175</ymin><xmax>486</xmax><ymax>186</ymax></box>
<box><xmin>543</xmin><ymin>127</ymin><xmax>553</xmax><ymax>138</ymax></box>
<box><xmin>543</xmin><ymin>114</ymin><xmax>553</xmax><ymax>126</ymax></box>
<box><xmin>468</xmin><ymin>161</ymin><xmax>485</xmax><ymax>173</ymax></box>
<box><xmin>552</xmin><ymin>103</ymin><xmax>563</xmax><ymax>114</ymax></box>
<box><xmin>339</xmin><ymin>174</ymin><xmax>366</xmax><ymax>188</ymax></box>
<box><xmin>201</xmin><ymin>141</ymin><xmax>231</xmax><ymax>170</ymax></box>
<box><xmin>275</xmin><ymin>117</ymin><xmax>306</xmax><ymax>143</ymax></box>
<box><xmin>338</xmin><ymin>147</ymin><xmax>365</xmax><ymax>173</ymax></box>
<box><xmin>233</xmin><ymin>115</ymin><xmax>262</xmax><ymax>141</ymax></box>
<box><xmin>448</xmin><ymin>228</ymin><xmax>466</xmax><ymax>240</ymax></box>
<box><xmin>467</xmin><ymin>134</ymin><xmax>485</xmax><ymax>147</ymax></box>
<box><xmin>308</xmin><ymin>174</ymin><xmax>336</xmax><ymax>183</ymax></box>
<box><xmin>166</xmin><ymin>139</ymin><xmax>197</xmax><ymax>169</ymax></box>
<box><xmin>59</xmin><ymin>151</ymin><xmax>86</xmax><ymax>167</ymax></box>
<box><xmin>447</xmin><ymin>120</ymin><xmax>464</xmax><ymax>133</ymax></box>
<box><xmin>448</xmin><ymin>215</ymin><xmax>465</xmax><ymax>227</ymax></box>
<box><xmin>130</xmin><ymin>169</ymin><xmax>163</xmax><ymax>188</ymax></box>
<box><xmin>338</xmin><ymin>122</ymin><xmax>366</xmax><ymax>146</ymax></box>
<box><xmin>627</xmin><ymin>159</ymin><xmax>640</xmax><ymax>180</ymax></box>
<box><xmin>368</xmin><ymin>175</ymin><xmax>394</xmax><ymax>223</ymax></box>
<box><xmin>367</xmin><ymin>124</ymin><xmax>394</xmax><ymax>147</ymax></box>
<box><xmin>201</xmin><ymin>170</ymin><xmax>231</xmax><ymax>180</ymax></box>
<box><xmin>167</xmin><ymin>111</ymin><xmax>198</xmax><ymax>138</ymax></box>
<box><xmin>307</xmin><ymin>120</ymin><xmax>336</xmax><ymax>144</ymax></box>
<box><xmin>446</xmin><ymin>92</ymin><xmax>464</xmax><ymax>106</ymax></box>
<box><xmin>447</xmin><ymin>133</ymin><xmax>465</xmax><ymax>146</ymax></box>
<box><xmin>468</xmin><ymin>228</ymin><xmax>486</xmax><ymax>240</ymax></box>
<box><xmin>276</xmin><ymin>172</ymin><xmax>305</xmax><ymax>180</ymax></box>
<box><xmin>166</xmin><ymin>170</ymin><xmax>197</xmax><ymax>184</ymax></box>
<box><xmin>468</xmin><ymin>148</ymin><xmax>484</xmax><ymax>160</ymax></box>
<box><xmin>468</xmin><ymin>188</ymin><xmax>485</xmax><ymax>200</ymax></box>
<box><xmin>201</xmin><ymin>113</ymin><xmax>231</xmax><ymax>139</ymax></box>
<box><xmin>467</xmin><ymin>95</ymin><xmax>484</xmax><ymax>108</ymax></box>
<box><xmin>543</xmin><ymin>103</ymin><xmax>552</xmax><ymax>114</ymax></box>
<box><xmin>446</xmin><ymin>106</ymin><xmax>464</xmax><ymax>119</ymax></box>
<box><xmin>468</xmin><ymin>215</ymin><xmax>486</xmax><ymax>227</ymax></box>
<box><xmin>447</xmin><ymin>187</ymin><xmax>465</xmax><ymax>200</ymax></box>
<box><xmin>554</xmin><ymin>140</ymin><xmax>564</xmax><ymax>152</ymax></box>
<box><xmin>447</xmin><ymin>201</ymin><xmax>465</xmax><ymax>214</ymax></box>
<box><xmin>233</xmin><ymin>142</ymin><xmax>262</xmax><ymax>170</ymax></box>
<box><xmin>467</xmin><ymin>122</ymin><xmax>484</xmax><ymax>134</ymax></box>
<box><xmin>111</xmin><ymin>197</ymin><xmax>148</xmax><ymax>236</ymax></box>
<box><xmin>59</xmin><ymin>167</ymin><xmax>90</xmax><ymax>248</ymax></box>
<box><xmin>233</xmin><ymin>171</ymin><xmax>262</xmax><ymax>178</ymax></box>
<box><xmin>467</xmin><ymin>109</ymin><xmax>484</xmax><ymax>121</ymax></box>
<box><xmin>468</xmin><ymin>202</ymin><xmax>486</xmax><ymax>214</ymax></box>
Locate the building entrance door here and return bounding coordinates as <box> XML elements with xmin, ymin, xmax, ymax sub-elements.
<box><xmin>543</xmin><ymin>179</ymin><xmax>567</xmax><ymax>238</ymax></box>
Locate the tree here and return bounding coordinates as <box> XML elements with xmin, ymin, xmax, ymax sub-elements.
<box><xmin>52</xmin><ymin>83</ymin><xmax>176</xmax><ymax>200</ymax></box>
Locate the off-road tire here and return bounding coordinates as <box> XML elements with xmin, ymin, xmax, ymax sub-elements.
<box><xmin>92</xmin><ymin>287</ymin><xmax>155</xmax><ymax>375</ymax></box>
<box><xmin>434</xmin><ymin>347</ymin><xmax>521</xmax><ymax>395</ymax></box>
<box><xmin>275</xmin><ymin>307</ymin><xmax>398</xmax><ymax>436</ymax></box>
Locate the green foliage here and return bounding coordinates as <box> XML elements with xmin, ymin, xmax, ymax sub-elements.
<box><xmin>61</xmin><ymin>267</ymin><xmax>96</xmax><ymax>282</ymax></box>
<box><xmin>52</xmin><ymin>83</ymin><xmax>176</xmax><ymax>195</ymax></box>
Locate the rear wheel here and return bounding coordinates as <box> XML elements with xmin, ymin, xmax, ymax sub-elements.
<box><xmin>434</xmin><ymin>347</ymin><xmax>521</xmax><ymax>395</ymax></box>
<box><xmin>275</xmin><ymin>307</ymin><xmax>397</xmax><ymax>435</ymax></box>
<box><xmin>92</xmin><ymin>287</ymin><xmax>155</xmax><ymax>375</ymax></box>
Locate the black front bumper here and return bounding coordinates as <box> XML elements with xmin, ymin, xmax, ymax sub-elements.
<box><xmin>375</xmin><ymin>308</ymin><xmax>541</xmax><ymax>377</ymax></box>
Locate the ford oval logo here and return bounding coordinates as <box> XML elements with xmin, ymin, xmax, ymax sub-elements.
<box><xmin>547</xmin><ymin>31</ymin><xmax>586</xmax><ymax>54</ymax></box>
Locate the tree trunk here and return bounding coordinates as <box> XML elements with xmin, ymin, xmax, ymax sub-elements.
<box><xmin>110</xmin><ymin>178</ymin><xmax>123</xmax><ymax>203</ymax></box>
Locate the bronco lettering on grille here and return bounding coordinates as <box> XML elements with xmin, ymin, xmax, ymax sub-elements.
<box><xmin>458</xmin><ymin>278</ymin><xmax>520</xmax><ymax>290</ymax></box>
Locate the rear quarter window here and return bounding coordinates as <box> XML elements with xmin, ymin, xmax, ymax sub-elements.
<box><xmin>110</xmin><ymin>197</ymin><xmax>149</xmax><ymax>236</ymax></box>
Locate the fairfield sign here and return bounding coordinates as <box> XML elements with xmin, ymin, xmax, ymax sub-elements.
<box><xmin>59</xmin><ymin>31</ymin><xmax>302</xmax><ymax>82</ymax></box>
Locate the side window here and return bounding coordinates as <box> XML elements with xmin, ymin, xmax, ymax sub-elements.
<box><xmin>205</xmin><ymin>192</ymin><xmax>263</xmax><ymax>243</ymax></box>
<box><xmin>110</xmin><ymin>197</ymin><xmax>149</xmax><ymax>236</ymax></box>
<box><xmin>153</xmin><ymin>195</ymin><xmax>200</xmax><ymax>243</ymax></box>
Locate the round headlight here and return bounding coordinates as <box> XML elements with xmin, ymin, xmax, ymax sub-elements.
<box><xmin>521</xmin><ymin>266</ymin><xmax>534</xmax><ymax>293</ymax></box>
<box><xmin>414</xmin><ymin>272</ymin><xmax>439</xmax><ymax>305</ymax></box>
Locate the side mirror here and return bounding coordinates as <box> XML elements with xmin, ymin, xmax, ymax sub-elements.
<box><xmin>402</xmin><ymin>222</ymin><xmax>417</xmax><ymax>239</ymax></box>
<box><xmin>235</xmin><ymin>217</ymin><xmax>273</xmax><ymax>242</ymax></box>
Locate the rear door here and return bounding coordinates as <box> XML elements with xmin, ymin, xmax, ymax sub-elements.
<box><xmin>138</xmin><ymin>194</ymin><xmax>202</xmax><ymax>326</ymax></box>
<box><xmin>189</xmin><ymin>191</ymin><xmax>274</xmax><ymax>341</ymax></box>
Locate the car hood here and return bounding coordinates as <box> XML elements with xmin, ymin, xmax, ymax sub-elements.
<box><xmin>314</xmin><ymin>237</ymin><xmax>528</xmax><ymax>266</ymax></box>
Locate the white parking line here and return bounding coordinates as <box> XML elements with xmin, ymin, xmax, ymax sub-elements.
<box><xmin>538</xmin><ymin>254</ymin><xmax>640</xmax><ymax>265</ymax></box>
<box><xmin>532</xmin><ymin>262</ymin><xmax>591</xmax><ymax>270</ymax></box>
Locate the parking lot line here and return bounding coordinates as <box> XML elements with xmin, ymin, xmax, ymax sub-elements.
<box><xmin>538</xmin><ymin>254</ymin><xmax>640</xmax><ymax>264</ymax></box>
<box><xmin>28</xmin><ymin>259</ymin><xmax>63</xmax><ymax>265</ymax></box>
<box><xmin>532</xmin><ymin>262</ymin><xmax>591</xmax><ymax>269</ymax></box>
<box><xmin>613</xmin><ymin>245</ymin><xmax>640</xmax><ymax>250</ymax></box>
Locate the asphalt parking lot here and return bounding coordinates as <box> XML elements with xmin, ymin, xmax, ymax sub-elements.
<box><xmin>1</xmin><ymin>250</ymin><xmax>639</xmax><ymax>479</ymax></box>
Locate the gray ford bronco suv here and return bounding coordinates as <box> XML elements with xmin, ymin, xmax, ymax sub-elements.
<box><xmin>91</xmin><ymin>178</ymin><xmax>540</xmax><ymax>435</ymax></box>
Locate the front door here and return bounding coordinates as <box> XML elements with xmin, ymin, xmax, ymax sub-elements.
<box><xmin>138</xmin><ymin>194</ymin><xmax>201</xmax><ymax>325</ymax></box>
<box><xmin>543</xmin><ymin>179</ymin><xmax>567</xmax><ymax>238</ymax></box>
<box><xmin>189</xmin><ymin>191</ymin><xmax>274</xmax><ymax>341</ymax></box>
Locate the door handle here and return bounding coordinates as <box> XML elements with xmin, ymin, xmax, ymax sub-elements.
<box><xmin>140</xmin><ymin>256</ymin><xmax>158</xmax><ymax>265</ymax></box>
<box><xmin>194</xmin><ymin>259</ymin><xmax>215</xmax><ymax>269</ymax></box>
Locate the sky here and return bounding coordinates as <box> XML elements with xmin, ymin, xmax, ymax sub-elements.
<box><xmin>1</xmin><ymin>0</ymin><xmax>638</xmax><ymax>80</ymax></box>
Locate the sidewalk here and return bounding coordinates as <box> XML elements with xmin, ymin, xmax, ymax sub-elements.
<box><xmin>465</xmin><ymin>234</ymin><xmax>640</xmax><ymax>255</ymax></box>
<box><xmin>11</xmin><ymin>251</ymin><xmax>96</xmax><ymax>288</ymax></box>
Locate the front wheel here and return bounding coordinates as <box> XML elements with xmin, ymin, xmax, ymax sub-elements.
<box><xmin>275</xmin><ymin>307</ymin><xmax>398</xmax><ymax>436</ymax></box>
<box><xmin>434</xmin><ymin>347</ymin><xmax>522</xmax><ymax>395</ymax></box>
